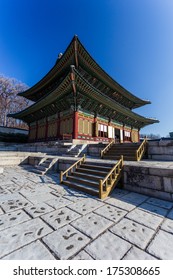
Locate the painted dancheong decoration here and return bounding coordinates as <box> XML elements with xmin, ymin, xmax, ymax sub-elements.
<box><xmin>9</xmin><ymin>35</ymin><xmax>158</xmax><ymax>144</ymax></box>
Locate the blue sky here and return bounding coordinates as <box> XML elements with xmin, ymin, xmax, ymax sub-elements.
<box><xmin>1</xmin><ymin>0</ymin><xmax>173</xmax><ymax>137</ymax></box>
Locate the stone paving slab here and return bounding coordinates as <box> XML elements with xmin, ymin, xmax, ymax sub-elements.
<box><xmin>110</xmin><ymin>218</ymin><xmax>155</xmax><ymax>249</ymax></box>
<box><xmin>22</xmin><ymin>193</ymin><xmax>57</xmax><ymax>204</ymax></box>
<box><xmin>139</xmin><ymin>202</ymin><xmax>169</xmax><ymax>217</ymax></box>
<box><xmin>0</xmin><ymin>208</ymin><xmax>4</xmax><ymax>215</ymax></box>
<box><xmin>0</xmin><ymin>193</ymin><xmax>23</xmax><ymax>202</ymax></box>
<box><xmin>109</xmin><ymin>188</ymin><xmax>130</xmax><ymax>199</ymax></box>
<box><xmin>24</xmin><ymin>203</ymin><xmax>54</xmax><ymax>218</ymax></box>
<box><xmin>46</xmin><ymin>196</ymin><xmax>73</xmax><ymax>209</ymax></box>
<box><xmin>94</xmin><ymin>204</ymin><xmax>127</xmax><ymax>223</ymax></box>
<box><xmin>123</xmin><ymin>246</ymin><xmax>156</xmax><ymax>260</ymax></box>
<box><xmin>147</xmin><ymin>230</ymin><xmax>173</xmax><ymax>259</ymax></box>
<box><xmin>0</xmin><ymin>197</ymin><xmax>32</xmax><ymax>213</ymax></box>
<box><xmin>43</xmin><ymin>225</ymin><xmax>90</xmax><ymax>260</ymax></box>
<box><xmin>146</xmin><ymin>197</ymin><xmax>173</xmax><ymax>209</ymax></box>
<box><xmin>122</xmin><ymin>192</ymin><xmax>149</xmax><ymax>205</ymax></box>
<box><xmin>126</xmin><ymin>208</ymin><xmax>163</xmax><ymax>230</ymax></box>
<box><xmin>71</xmin><ymin>212</ymin><xmax>113</xmax><ymax>239</ymax></box>
<box><xmin>0</xmin><ymin>218</ymin><xmax>52</xmax><ymax>258</ymax></box>
<box><xmin>105</xmin><ymin>197</ymin><xmax>136</xmax><ymax>211</ymax></box>
<box><xmin>41</xmin><ymin>207</ymin><xmax>81</xmax><ymax>229</ymax></box>
<box><xmin>2</xmin><ymin>240</ymin><xmax>55</xmax><ymax>260</ymax></box>
<box><xmin>161</xmin><ymin>218</ymin><xmax>173</xmax><ymax>234</ymax></box>
<box><xmin>72</xmin><ymin>250</ymin><xmax>94</xmax><ymax>260</ymax></box>
<box><xmin>0</xmin><ymin>209</ymin><xmax>31</xmax><ymax>231</ymax></box>
<box><xmin>67</xmin><ymin>198</ymin><xmax>104</xmax><ymax>215</ymax></box>
<box><xmin>167</xmin><ymin>209</ymin><xmax>173</xmax><ymax>219</ymax></box>
<box><xmin>85</xmin><ymin>231</ymin><xmax>131</xmax><ymax>260</ymax></box>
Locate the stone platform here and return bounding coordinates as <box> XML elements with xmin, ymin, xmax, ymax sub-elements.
<box><xmin>0</xmin><ymin>165</ymin><xmax>173</xmax><ymax>260</ymax></box>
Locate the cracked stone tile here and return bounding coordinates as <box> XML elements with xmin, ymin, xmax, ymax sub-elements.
<box><xmin>1</xmin><ymin>197</ymin><xmax>32</xmax><ymax>213</ymax></box>
<box><xmin>72</xmin><ymin>250</ymin><xmax>94</xmax><ymax>260</ymax></box>
<box><xmin>110</xmin><ymin>218</ymin><xmax>155</xmax><ymax>249</ymax></box>
<box><xmin>0</xmin><ymin>218</ymin><xmax>53</xmax><ymax>258</ymax></box>
<box><xmin>85</xmin><ymin>231</ymin><xmax>131</xmax><ymax>260</ymax></box>
<box><xmin>0</xmin><ymin>209</ymin><xmax>31</xmax><ymax>231</ymax></box>
<box><xmin>50</xmin><ymin>185</ymin><xmax>71</xmax><ymax>196</ymax></box>
<box><xmin>126</xmin><ymin>208</ymin><xmax>163</xmax><ymax>230</ymax></box>
<box><xmin>139</xmin><ymin>203</ymin><xmax>168</xmax><ymax>217</ymax></box>
<box><xmin>41</xmin><ymin>207</ymin><xmax>81</xmax><ymax>229</ymax></box>
<box><xmin>72</xmin><ymin>212</ymin><xmax>113</xmax><ymax>239</ymax></box>
<box><xmin>67</xmin><ymin>198</ymin><xmax>104</xmax><ymax>215</ymax></box>
<box><xmin>43</xmin><ymin>225</ymin><xmax>90</xmax><ymax>259</ymax></box>
<box><xmin>2</xmin><ymin>240</ymin><xmax>55</xmax><ymax>260</ymax></box>
<box><xmin>122</xmin><ymin>192</ymin><xmax>149</xmax><ymax>205</ymax></box>
<box><xmin>105</xmin><ymin>198</ymin><xmax>136</xmax><ymax>211</ymax></box>
<box><xmin>123</xmin><ymin>246</ymin><xmax>156</xmax><ymax>260</ymax></box>
<box><xmin>46</xmin><ymin>196</ymin><xmax>72</xmax><ymax>209</ymax></box>
<box><xmin>0</xmin><ymin>187</ymin><xmax>10</xmax><ymax>195</ymax></box>
<box><xmin>147</xmin><ymin>230</ymin><xmax>173</xmax><ymax>259</ymax></box>
<box><xmin>20</xmin><ymin>186</ymin><xmax>53</xmax><ymax>197</ymax></box>
<box><xmin>167</xmin><ymin>209</ymin><xmax>173</xmax><ymax>220</ymax></box>
<box><xmin>24</xmin><ymin>203</ymin><xmax>54</xmax><ymax>218</ymax></box>
<box><xmin>161</xmin><ymin>218</ymin><xmax>173</xmax><ymax>234</ymax></box>
<box><xmin>146</xmin><ymin>197</ymin><xmax>173</xmax><ymax>209</ymax></box>
<box><xmin>94</xmin><ymin>204</ymin><xmax>127</xmax><ymax>223</ymax></box>
<box><xmin>0</xmin><ymin>193</ymin><xmax>22</xmax><ymax>203</ymax></box>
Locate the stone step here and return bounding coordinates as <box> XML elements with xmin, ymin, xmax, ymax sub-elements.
<box><xmin>76</xmin><ymin>167</ymin><xmax>108</xmax><ymax>177</ymax></box>
<box><xmin>103</xmin><ymin>155</ymin><xmax>136</xmax><ymax>161</ymax></box>
<box><xmin>80</xmin><ymin>163</ymin><xmax>111</xmax><ymax>172</ymax></box>
<box><xmin>67</xmin><ymin>175</ymin><xmax>98</xmax><ymax>188</ymax></box>
<box><xmin>31</xmin><ymin>169</ymin><xmax>44</xmax><ymax>175</ymax></box>
<box><xmin>72</xmin><ymin>171</ymin><xmax>104</xmax><ymax>181</ymax></box>
<box><xmin>62</xmin><ymin>181</ymin><xmax>99</xmax><ymax>196</ymax></box>
<box><xmin>35</xmin><ymin>165</ymin><xmax>47</xmax><ymax>171</ymax></box>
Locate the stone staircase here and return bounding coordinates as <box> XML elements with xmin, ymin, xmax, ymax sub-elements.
<box><xmin>64</xmin><ymin>144</ymin><xmax>87</xmax><ymax>157</ymax></box>
<box><xmin>31</xmin><ymin>157</ymin><xmax>58</xmax><ymax>175</ymax></box>
<box><xmin>62</xmin><ymin>161</ymin><xmax>115</xmax><ymax>197</ymax></box>
<box><xmin>103</xmin><ymin>142</ymin><xmax>141</xmax><ymax>161</ymax></box>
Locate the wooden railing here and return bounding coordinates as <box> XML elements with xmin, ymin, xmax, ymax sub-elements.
<box><xmin>60</xmin><ymin>154</ymin><xmax>86</xmax><ymax>183</ymax></box>
<box><xmin>136</xmin><ymin>137</ymin><xmax>147</xmax><ymax>161</ymax></box>
<box><xmin>99</xmin><ymin>155</ymin><xmax>124</xmax><ymax>199</ymax></box>
<box><xmin>100</xmin><ymin>139</ymin><xmax>115</xmax><ymax>158</ymax></box>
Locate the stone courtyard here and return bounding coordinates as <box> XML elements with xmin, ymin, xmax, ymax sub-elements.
<box><xmin>0</xmin><ymin>165</ymin><xmax>173</xmax><ymax>260</ymax></box>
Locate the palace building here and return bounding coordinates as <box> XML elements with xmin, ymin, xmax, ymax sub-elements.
<box><xmin>9</xmin><ymin>36</ymin><xmax>158</xmax><ymax>143</ymax></box>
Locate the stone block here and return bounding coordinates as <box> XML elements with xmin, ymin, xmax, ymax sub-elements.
<box><xmin>94</xmin><ymin>204</ymin><xmax>127</xmax><ymax>223</ymax></box>
<box><xmin>1</xmin><ymin>197</ymin><xmax>32</xmax><ymax>213</ymax></box>
<box><xmin>161</xmin><ymin>218</ymin><xmax>173</xmax><ymax>234</ymax></box>
<box><xmin>2</xmin><ymin>240</ymin><xmax>55</xmax><ymax>260</ymax></box>
<box><xmin>85</xmin><ymin>231</ymin><xmax>131</xmax><ymax>260</ymax></box>
<box><xmin>41</xmin><ymin>207</ymin><xmax>81</xmax><ymax>229</ymax></box>
<box><xmin>67</xmin><ymin>198</ymin><xmax>104</xmax><ymax>215</ymax></box>
<box><xmin>139</xmin><ymin>202</ymin><xmax>169</xmax><ymax>217</ymax></box>
<box><xmin>126</xmin><ymin>208</ymin><xmax>163</xmax><ymax>230</ymax></box>
<box><xmin>72</xmin><ymin>250</ymin><xmax>94</xmax><ymax>260</ymax></box>
<box><xmin>42</xmin><ymin>225</ymin><xmax>90</xmax><ymax>260</ymax></box>
<box><xmin>105</xmin><ymin>197</ymin><xmax>136</xmax><ymax>211</ymax></box>
<box><xmin>163</xmin><ymin>177</ymin><xmax>173</xmax><ymax>193</ymax></box>
<box><xmin>45</xmin><ymin>196</ymin><xmax>73</xmax><ymax>209</ymax></box>
<box><xmin>123</xmin><ymin>246</ymin><xmax>156</xmax><ymax>260</ymax></box>
<box><xmin>0</xmin><ymin>218</ymin><xmax>52</xmax><ymax>258</ymax></box>
<box><xmin>110</xmin><ymin>218</ymin><xmax>155</xmax><ymax>249</ymax></box>
<box><xmin>0</xmin><ymin>209</ymin><xmax>31</xmax><ymax>231</ymax></box>
<box><xmin>147</xmin><ymin>230</ymin><xmax>173</xmax><ymax>259</ymax></box>
<box><xmin>24</xmin><ymin>202</ymin><xmax>54</xmax><ymax>218</ymax></box>
<box><xmin>71</xmin><ymin>212</ymin><xmax>113</xmax><ymax>239</ymax></box>
<box><xmin>146</xmin><ymin>197</ymin><xmax>173</xmax><ymax>209</ymax></box>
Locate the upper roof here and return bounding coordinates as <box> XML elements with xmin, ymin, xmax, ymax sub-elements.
<box><xmin>10</xmin><ymin>66</ymin><xmax>159</xmax><ymax>129</ymax></box>
<box><xmin>18</xmin><ymin>35</ymin><xmax>150</xmax><ymax>109</ymax></box>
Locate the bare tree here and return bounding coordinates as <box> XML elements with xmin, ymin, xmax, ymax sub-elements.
<box><xmin>0</xmin><ymin>75</ymin><xmax>30</xmax><ymax>128</ymax></box>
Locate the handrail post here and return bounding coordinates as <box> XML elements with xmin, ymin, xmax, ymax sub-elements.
<box><xmin>60</xmin><ymin>171</ymin><xmax>63</xmax><ymax>183</ymax></box>
<box><xmin>99</xmin><ymin>179</ymin><xmax>103</xmax><ymax>199</ymax></box>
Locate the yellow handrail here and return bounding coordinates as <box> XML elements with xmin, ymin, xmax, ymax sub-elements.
<box><xmin>60</xmin><ymin>154</ymin><xmax>86</xmax><ymax>183</ymax></box>
<box><xmin>99</xmin><ymin>155</ymin><xmax>124</xmax><ymax>199</ymax></box>
<box><xmin>100</xmin><ymin>139</ymin><xmax>115</xmax><ymax>158</ymax></box>
<box><xmin>136</xmin><ymin>137</ymin><xmax>147</xmax><ymax>161</ymax></box>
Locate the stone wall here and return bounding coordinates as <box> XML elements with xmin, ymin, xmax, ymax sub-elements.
<box><xmin>148</xmin><ymin>139</ymin><xmax>173</xmax><ymax>160</ymax></box>
<box><xmin>124</xmin><ymin>162</ymin><xmax>173</xmax><ymax>201</ymax></box>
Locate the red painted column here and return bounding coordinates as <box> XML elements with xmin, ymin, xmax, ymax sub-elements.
<box><xmin>73</xmin><ymin>111</ymin><xmax>78</xmax><ymax>139</ymax></box>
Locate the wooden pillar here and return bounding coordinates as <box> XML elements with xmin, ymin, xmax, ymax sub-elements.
<box><xmin>45</xmin><ymin>117</ymin><xmax>48</xmax><ymax>141</ymax></box>
<box><xmin>35</xmin><ymin>121</ymin><xmax>38</xmax><ymax>141</ymax></box>
<box><xmin>94</xmin><ymin>113</ymin><xmax>98</xmax><ymax>138</ymax></box>
<box><xmin>73</xmin><ymin>111</ymin><xmax>78</xmax><ymax>139</ymax></box>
